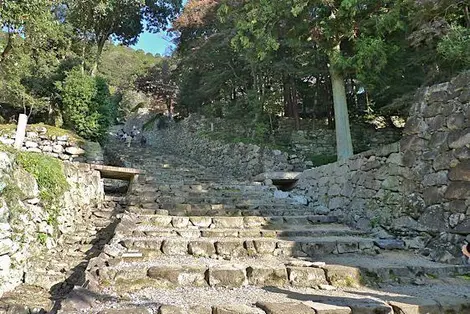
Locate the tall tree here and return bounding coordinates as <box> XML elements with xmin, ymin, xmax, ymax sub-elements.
<box><xmin>225</xmin><ymin>0</ymin><xmax>405</xmax><ymax>160</ymax></box>
<box><xmin>67</xmin><ymin>0</ymin><xmax>183</xmax><ymax>75</ymax></box>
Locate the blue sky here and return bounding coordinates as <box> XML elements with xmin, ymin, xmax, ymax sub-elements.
<box><xmin>131</xmin><ymin>1</ymin><xmax>188</xmax><ymax>56</ymax></box>
<box><xmin>131</xmin><ymin>31</ymin><xmax>176</xmax><ymax>56</ymax></box>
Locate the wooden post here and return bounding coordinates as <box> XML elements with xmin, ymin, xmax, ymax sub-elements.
<box><xmin>14</xmin><ymin>114</ymin><xmax>28</xmax><ymax>149</ymax></box>
<box><xmin>210</xmin><ymin>123</ymin><xmax>214</xmax><ymax>132</ymax></box>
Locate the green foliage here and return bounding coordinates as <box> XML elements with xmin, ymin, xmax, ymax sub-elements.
<box><xmin>16</xmin><ymin>151</ymin><xmax>69</xmax><ymax>226</ymax></box>
<box><xmin>58</xmin><ymin>68</ymin><xmax>114</xmax><ymax>141</ymax></box>
<box><xmin>437</xmin><ymin>25</ymin><xmax>470</xmax><ymax>68</ymax></box>
<box><xmin>36</xmin><ymin>233</ymin><xmax>48</xmax><ymax>246</ymax></box>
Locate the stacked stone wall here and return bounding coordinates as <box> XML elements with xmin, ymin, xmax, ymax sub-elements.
<box><xmin>293</xmin><ymin>71</ymin><xmax>470</xmax><ymax>263</ymax></box>
<box><xmin>149</xmin><ymin>117</ymin><xmax>299</xmax><ymax>179</ymax></box>
<box><xmin>0</xmin><ymin>151</ymin><xmax>104</xmax><ymax>295</ymax></box>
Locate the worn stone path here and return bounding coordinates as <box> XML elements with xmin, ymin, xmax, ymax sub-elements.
<box><xmin>5</xmin><ymin>139</ymin><xmax>470</xmax><ymax>314</ymax></box>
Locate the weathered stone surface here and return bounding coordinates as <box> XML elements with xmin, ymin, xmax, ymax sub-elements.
<box><xmin>302</xmin><ymin>301</ymin><xmax>351</xmax><ymax>314</ymax></box>
<box><xmin>215</xmin><ymin>241</ymin><xmax>246</xmax><ymax>257</ymax></box>
<box><xmin>253</xmin><ymin>240</ymin><xmax>276</xmax><ymax>255</ymax></box>
<box><xmin>445</xmin><ymin>182</ymin><xmax>470</xmax><ymax>199</ymax></box>
<box><xmin>161</xmin><ymin>240</ymin><xmax>188</xmax><ymax>255</ymax></box>
<box><xmin>150</xmin><ymin>216</ymin><xmax>172</xmax><ymax>227</ymax></box>
<box><xmin>213</xmin><ymin>305</ymin><xmax>265</xmax><ymax>314</ymax></box>
<box><xmin>212</xmin><ymin>217</ymin><xmax>243</xmax><ymax>228</ymax></box>
<box><xmin>256</xmin><ymin>302</ymin><xmax>315</xmax><ymax>314</ymax></box>
<box><xmin>348</xmin><ymin>300</ymin><xmax>392</xmax><ymax>314</ymax></box>
<box><xmin>65</xmin><ymin>146</ymin><xmax>85</xmax><ymax>155</ymax></box>
<box><xmin>246</xmin><ymin>266</ymin><xmax>287</xmax><ymax>286</ymax></box>
<box><xmin>448</xmin><ymin>128</ymin><xmax>470</xmax><ymax>149</ymax></box>
<box><xmin>373</xmin><ymin>239</ymin><xmax>405</xmax><ymax>250</ymax></box>
<box><xmin>208</xmin><ymin>266</ymin><xmax>247</xmax><ymax>288</ymax></box>
<box><xmin>287</xmin><ymin>267</ymin><xmax>328</xmax><ymax>287</ymax></box>
<box><xmin>12</xmin><ymin>168</ymin><xmax>39</xmax><ymax>200</ymax></box>
<box><xmin>190</xmin><ymin>217</ymin><xmax>212</xmax><ymax>228</ymax></box>
<box><xmin>147</xmin><ymin>265</ymin><xmax>207</xmax><ymax>287</ymax></box>
<box><xmin>418</xmin><ymin>206</ymin><xmax>447</xmax><ymax>232</ymax></box>
<box><xmin>172</xmin><ymin>217</ymin><xmax>190</xmax><ymax>228</ymax></box>
<box><xmin>158</xmin><ymin>305</ymin><xmax>183</xmax><ymax>314</ymax></box>
<box><xmin>100</xmin><ymin>309</ymin><xmax>152</xmax><ymax>314</ymax></box>
<box><xmin>188</xmin><ymin>241</ymin><xmax>216</xmax><ymax>257</ymax></box>
<box><xmin>323</xmin><ymin>265</ymin><xmax>362</xmax><ymax>287</ymax></box>
<box><xmin>449</xmin><ymin>160</ymin><xmax>470</xmax><ymax>181</ymax></box>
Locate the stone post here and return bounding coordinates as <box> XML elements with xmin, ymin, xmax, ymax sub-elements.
<box><xmin>13</xmin><ymin>114</ymin><xmax>28</xmax><ymax>149</ymax></box>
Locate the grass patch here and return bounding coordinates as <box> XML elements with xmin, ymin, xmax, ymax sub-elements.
<box><xmin>15</xmin><ymin>151</ymin><xmax>69</xmax><ymax>227</ymax></box>
<box><xmin>457</xmin><ymin>274</ymin><xmax>470</xmax><ymax>281</ymax></box>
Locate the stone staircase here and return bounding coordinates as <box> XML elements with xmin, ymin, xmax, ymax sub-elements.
<box><xmin>60</xmin><ymin>143</ymin><xmax>470</xmax><ymax>314</ymax></box>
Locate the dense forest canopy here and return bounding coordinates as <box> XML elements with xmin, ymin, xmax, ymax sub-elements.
<box><xmin>1</xmin><ymin>0</ymin><xmax>470</xmax><ymax>155</ymax></box>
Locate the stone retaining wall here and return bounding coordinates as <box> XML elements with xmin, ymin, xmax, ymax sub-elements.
<box><xmin>149</xmin><ymin>117</ymin><xmax>303</xmax><ymax>179</ymax></box>
<box><xmin>293</xmin><ymin>71</ymin><xmax>470</xmax><ymax>263</ymax></box>
<box><xmin>0</xmin><ymin>151</ymin><xmax>104</xmax><ymax>295</ymax></box>
<box><xmin>0</xmin><ymin>125</ymin><xmax>104</xmax><ymax>164</ymax></box>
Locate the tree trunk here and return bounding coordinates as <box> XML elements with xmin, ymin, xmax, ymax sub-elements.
<box><xmin>0</xmin><ymin>32</ymin><xmax>14</xmax><ymax>65</ymax></box>
<box><xmin>328</xmin><ymin>55</ymin><xmax>353</xmax><ymax>160</ymax></box>
<box><xmin>91</xmin><ymin>37</ymin><xmax>106</xmax><ymax>76</ymax></box>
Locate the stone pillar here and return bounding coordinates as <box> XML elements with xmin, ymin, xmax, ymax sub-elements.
<box><xmin>13</xmin><ymin>114</ymin><xmax>28</xmax><ymax>149</ymax></box>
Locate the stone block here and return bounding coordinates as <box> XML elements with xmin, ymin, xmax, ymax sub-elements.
<box><xmin>253</xmin><ymin>240</ymin><xmax>276</xmax><ymax>255</ymax></box>
<box><xmin>449</xmin><ymin>160</ymin><xmax>470</xmax><ymax>181</ymax></box>
<box><xmin>454</xmin><ymin>146</ymin><xmax>470</xmax><ymax>160</ymax></box>
<box><xmin>256</xmin><ymin>302</ymin><xmax>316</xmax><ymax>314</ymax></box>
<box><xmin>151</xmin><ymin>216</ymin><xmax>173</xmax><ymax>227</ymax></box>
<box><xmin>188</xmin><ymin>241</ymin><xmax>216</xmax><ymax>257</ymax></box>
<box><xmin>188</xmin><ymin>305</ymin><xmax>213</xmax><ymax>314</ymax></box>
<box><xmin>213</xmin><ymin>305</ymin><xmax>265</xmax><ymax>314</ymax></box>
<box><xmin>12</xmin><ymin>168</ymin><xmax>39</xmax><ymax>199</ymax></box>
<box><xmin>208</xmin><ymin>266</ymin><xmax>247</xmax><ymax>288</ymax></box>
<box><xmin>100</xmin><ymin>309</ymin><xmax>152</xmax><ymax>314</ymax></box>
<box><xmin>215</xmin><ymin>241</ymin><xmax>246</xmax><ymax>257</ymax></box>
<box><xmin>445</xmin><ymin>182</ymin><xmax>470</xmax><ymax>199</ymax></box>
<box><xmin>301</xmin><ymin>241</ymin><xmax>336</xmax><ymax>256</ymax></box>
<box><xmin>161</xmin><ymin>239</ymin><xmax>188</xmax><ymax>255</ymax></box>
<box><xmin>172</xmin><ymin>217</ymin><xmax>190</xmax><ymax>228</ymax></box>
<box><xmin>337</xmin><ymin>242</ymin><xmax>359</xmax><ymax>253</ymax></box>
<box><xmin>323</xmin><ymin>265</ymin><xmax>362</xmax><ymax>287</ymax></box>
<box><xmin>65</xmin><ymin>146</ymin><xmax>85</xmax><ymax>155</ymax></box>
<box><xmin>448</xmin><ymin>128</ymin><xmax>470</xmax><ymax>149</ymax></box>
<box><xmin>417</xmin><ymin>205</ymin><xmax>447</xmax><ymax>232</ymax></box>
<box><xmin>243</xmin><ymin>216</ymin><xmax>266</xmax><ymax>228</ymax></box>
<box><xmin>388</xmin><ymin>299</ymin><xmax>440</xmax><ymax>314</ymax></box>
<box><xmin>190</xmin><ymin>217</ymin><xmax>212</xmax><ymax>228</ymax></box>
<box><xmin>147</xmin><ymin>265</ymin><xmax>207</xmax><ymax>287</ymax></box>
<box><xmin>287</xmin><ymin>267</ymin><xmax>328</xmax><ymax>287</ymax></box>
<box><xmin>422</xmin><ymin>171</ymin><xmax>448</xmax><ymax>187</ymax></box>
<box><xmin>246</xmin><ymin>265</ymin><xmax>288</xmax><ymax>286</ymax></box>
<box><xmin>303</xmin><ymin>301</ymin><xmax>351</xmax><ymax>314</ymax></box>
<box><xmin>348</xmin><ymin>300</ymin><xmax>392</xmax><ymax>314</ymax></box>
<box><xmin>373</xmin><ymin>239</ymin><xmax>405</xmax><ymax>250</ymax></box>
<box><xmin>212</xmin><ymin>217</ymin><xmax>243</xmax><ymax>228</ymax></box>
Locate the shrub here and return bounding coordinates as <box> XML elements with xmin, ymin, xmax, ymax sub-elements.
<box><xmin>57</xmin><ymin>68</ymin><xmax>114</xmax><ymax>141</ymax></box>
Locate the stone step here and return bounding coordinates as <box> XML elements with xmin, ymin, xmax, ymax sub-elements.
<box><xmin>101</xmin><ymin>254</ymin><xmax>470</xmax><ymax>292</ymax></box>
<box><xmin>129</xmin><ymin>225</ymin><xmax>366</xmax><ymax>239</ymax></box>
<box><xmin>59</xmin><ymin>282</ymin><xmax>470</xmax><ymax>314</ymax></box>
<box><xmin>128</xmin><ymin>196</ymin><xmax>301</xmax><ymax>207</ymax></box>
<box><xmin>119</xmin><ymin>236</ymin><xmax>381</xmax><ymax>258</ymax></box>
<box><xmin>131</xmin><ymin>214</ymin><xmax>339</xmax><ymax>228</ymax></box>
<box><xmin>131</xmin><ymin>206</ymin><xmax>314</xmax><ymax>217</ymax></box>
